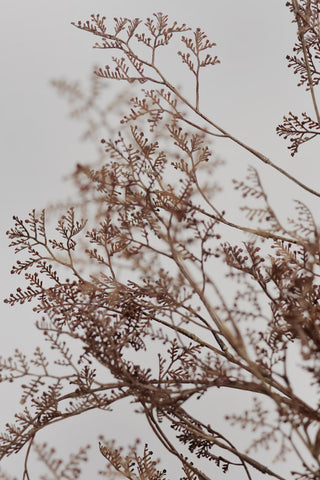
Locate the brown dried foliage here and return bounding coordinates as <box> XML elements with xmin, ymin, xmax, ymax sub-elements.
<box><xmin>2</xmin><ymin>4</ymin><xmax>320</xmax><ymax>480</ymax></box>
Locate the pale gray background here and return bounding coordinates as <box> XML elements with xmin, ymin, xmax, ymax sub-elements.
<box><xmin>1</xmin><ymin>1</ymin><xmax>318</xmax><ymax>478</ymax></box>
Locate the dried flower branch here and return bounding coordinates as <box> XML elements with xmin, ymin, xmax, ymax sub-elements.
<box><xmin>3</xmin><ymin>3</ymin><xmax>320</xmax><ymax>480</ymax></box>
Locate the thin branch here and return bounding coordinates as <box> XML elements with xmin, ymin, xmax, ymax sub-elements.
<box><xmin>292</xmin><ymin>0</ymin><xmax>320</xmax><ymax>127</ymax></box>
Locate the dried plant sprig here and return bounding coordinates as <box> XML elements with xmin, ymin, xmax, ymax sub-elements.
<box><xmin>3</xmin><ymin>5</ymin><xmax>320</xmax><ymax>480</ymax></box>
<box><xmin>277</xmin><ymin>111</ymin><xmax>320</xmax><ymax>156</ymax></box>
<box><xmin>279</xmin><ymin>0</ymin><xmax>320</xmax><ymax>152</ymax></box>
<box><xmin>72</xmin><ymin>12</ymin><xmax>320</xmax><ymax>197</ymax></box>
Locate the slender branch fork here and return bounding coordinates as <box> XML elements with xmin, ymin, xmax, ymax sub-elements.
<box><xmin>74</xmin><ymin>21</ymin><xmax>320</xmax><ymax>198</ymax></box>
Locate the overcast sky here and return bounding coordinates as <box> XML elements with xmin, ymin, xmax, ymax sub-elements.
<box><xmin>1</xmin><ymin>1</ymin><xmax>319</xmax><ymax>478</ymax></box>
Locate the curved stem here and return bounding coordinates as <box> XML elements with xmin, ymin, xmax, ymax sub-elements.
<box><xmin>23</xmin><ymin>434</ymin><xmax>34</xmax><ymax>480</ymax></box>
